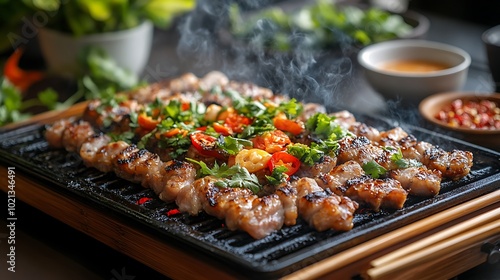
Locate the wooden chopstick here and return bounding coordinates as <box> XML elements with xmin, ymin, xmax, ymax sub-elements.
<box><xmin>365</xmin><ymin>212</ymin><xmax>500</xmax><ymax>280</ymax></box>
<box><xmin>0</xmin><ymin>100</ymin><xmax>89</xmax><ymax>131</ymax></box>
<box><xmin>369</xmin><ymin>207</ymin><xmax>500</xmax><ymax>268</ymax></box>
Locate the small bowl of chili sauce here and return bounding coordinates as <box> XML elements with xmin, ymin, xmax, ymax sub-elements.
<box><xmin>419</xmin><ymin>91</ymin><xmax>500</xmax><ymax>134</ymax></box>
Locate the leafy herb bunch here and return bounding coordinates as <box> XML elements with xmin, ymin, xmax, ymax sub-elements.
<box><xmin>21</xmin><ymin>0</ymin><xmax>196</xmax><ymax>36</ymax></box>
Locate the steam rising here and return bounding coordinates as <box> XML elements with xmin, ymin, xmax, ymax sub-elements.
<box><xmin>176</xmin><ymin>0</ymin><xmax>356</xmax><ymax>108</ymax></box>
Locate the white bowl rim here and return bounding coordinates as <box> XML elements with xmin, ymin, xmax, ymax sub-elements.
<box><xmin>357</xmin><ymin>39</ymin><xmax>471</xmax><ymax>78</ymax></box>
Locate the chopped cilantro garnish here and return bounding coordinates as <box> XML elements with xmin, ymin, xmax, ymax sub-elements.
<box><xmin>158</xmin><ymin>134</ymin><xmax>191</xmax><ymax>158</ymax></box>
<box><xmin>276</xmin><ymin>98</ymin><xmax>303</xmax><ymax>119</ymax></box>
<box><xmin>108</xmin><ymin>131</ymin><xmax>135</xmax><ymax>143</ymax></box>
<box><xmin>237</xmin><ymin>118</ymin><xmax>275</xmax><ymax>138</ymax></box>
<box><xmin>306</xmin><ymin>112</ymin><xmax>352</xmax><ymax>140</ymax></box>
<box><xmin>287</xmin><ymin>143</ymin><xmax>324</xmax><ymax>166</ymax></box>
<box><xmin>186</xmin><ymin>159</ymin><xmax>262</xmax><ymax>194</ymax></box>
<box><xmin>265</xmin><ymin>165</ymin><xmax>289</xmax><ymax>186</ymax></box>
<box><xmin>217</xmin><ymin>136</ymin><xmax>253</xmax><ymax>155</ymax></box>
<box><xmin>385</xmin><ymin>146</ymin><xmax>423</xmax><ymax>169</ymax></box>
<box><xmin>362</xmin><ymin>160</ymin><xmax>387</xmax><ymax>179</ymax></box>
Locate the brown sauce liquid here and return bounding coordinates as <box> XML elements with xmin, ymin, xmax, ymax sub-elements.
<box><xmin>380</xmin><ymin>60</ymin><xmax>450</xmax><ymax>73</ymax></box>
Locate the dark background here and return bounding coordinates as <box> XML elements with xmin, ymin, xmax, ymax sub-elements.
<box><xmin>408</xmin><ymin>0</ymin><xmax>500</xmax><ymax>27</ymax></box>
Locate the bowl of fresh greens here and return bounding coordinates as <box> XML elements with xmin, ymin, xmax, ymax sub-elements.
<box><xmin>221</xmin><ymin>0</ymin><xmax>429</xmax><ymax>53</ymax></box>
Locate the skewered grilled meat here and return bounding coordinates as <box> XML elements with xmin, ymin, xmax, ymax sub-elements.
<box><xmin>294</xmin><ymin>178</ymin><xmax>358</xmax><ymax>232</ymax></box>
<box><xmin>44</xmin><ymin>71</ymin><xmax>475</xmax><ymax>239</ymax></box>
<box><xmin>389</xmin><ymin>166</ymin><xmax>442</xmax><ymax>196</ymax></box>
<box><xmin>344</xmin><ymin>176</ymin><xmax>407</xmax><ymax>211</ymax></box>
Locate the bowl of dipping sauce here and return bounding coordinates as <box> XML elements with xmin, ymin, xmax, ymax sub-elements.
<box><xmin>357</xmin><ymin>40</ymin><xmax>471</xmax><ymax>103</ymax></box>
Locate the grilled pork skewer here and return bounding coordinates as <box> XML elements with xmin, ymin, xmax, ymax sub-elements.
<box><xmin>46</xmin><ymin>120</ymin><xmax>287</xmax><ymax>238</ymax></box>
<box><xmin>46</xmin><ymin>119</ymin><xmax>197</xmax><ymax>202</ymax></box>
<box><xmin>336</xmin><ymin>133</ymin><xmax>472</xmax><ymax>181</ymax></box>
<box><xmin>46</xmin><ymin>119</ymin><xmax>360</xmax><ymax>238</ymax></box>
<box><xmin>175</xmin><ymin>176</ymin><xmax>285</xmax><ymax>239</ymax></box>
<box><xmin>315</xmin><ymin>160</ymin><xmax>408</xmax><ymax>211</ymax></box>
<box><xmin>334</xmin><ymin>111</ymin><xmax>473</xmax><ymax>182</ymax></box>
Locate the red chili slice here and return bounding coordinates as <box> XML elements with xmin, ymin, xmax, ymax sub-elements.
<box><xmin>224</xmin><ymin>114</ymin><xmax>251</xmax><ymax>133</ymax></box>
<box><xmin>268</xmin><ymin>151</ymin><xmax>301</xmax><ymax>176</ymax></box>
<box><xmin>273</xmin><ymin>117</ymin><xmax>304</xmax><ymax>135</ymax></box>
<box><xmin>212</xmin><ymin>122</ymin><xmax>232</xmax><ymax>136</ymax></box>
<box><xmin>190</xmin><ymin>132</ymin><xmax>222</xmax><ymax>158</ymax></box>
<box><xmin>166</xmin><ymin>209</ymin><xmax>180</xmax><ymax>216</ymax></box>
<box><xmin>137</xmin><ymin>113</ymin><xmax>160</xmax><ymax>131</ymax></box>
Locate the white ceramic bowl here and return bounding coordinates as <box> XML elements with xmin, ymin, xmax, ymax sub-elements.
<box><xmin>357</xmin><ymin>40</ymin><xmax>471</xmax><ymax>103</ymax></box>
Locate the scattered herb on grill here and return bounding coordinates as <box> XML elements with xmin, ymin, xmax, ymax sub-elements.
<box><xmin>306</xmin><ymin>112</ymin><xmax>352</xmax><ymax>140</ymax></box>
<box><xmin>287</xmin><ymin>143</ymin><xmax>324</xmax><ymax>166</ymax></box>
<box><xmin>265</xmin><ymin>165</ymin><xmax>289</xmax><ymax>186</ymax></box>
<box><xmin>217</xmin><ymin>135</ymin><xmax>253</xmax><ymax>155</ymax></box>
<box><xmin>385</xmin><ymin>146</ymin><xmax>423</xmax><ymax>169</ymax></box>
<box><xmin>362</xmin><ymin>160</ymin><xmax>387</xmax><ymax>179</ymax></box>
<box><xmin>186</xmin><ymin>158</ymin><xmax>262</xmax><ymax>194</ymax></box>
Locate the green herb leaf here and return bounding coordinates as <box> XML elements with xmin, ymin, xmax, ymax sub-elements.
<box><xmin>227</xmin><ymin>166</ymin><xmax>261</xmax><ymax>194</ymax></box>
<box><xmin>0</xmin><ymin>79</ymin><xmax>28</xmax><ymax>126</ymax></box>
<box><xmin>186</xmin><ymin>159</ymin><xmax>262</xmax><ymax>194</ymax></box>
<box><xmin>277</xmin><ymin>98</ymin><xmax>303</xmax><ymax>119</ymax></box>
<box><xmin>362</xmin><ymin>160</ymin><xmax>387</xmax><ymax>179</ymax></box>
<box><xmin>108</xmin><ymin>131</ymin><xmax>135</xmax><ymax>143</ymax></box>
<box><xmin>386</xmin><ymin>146</ymin><xmax>423</xmax><ymax>169</ymax></box>
<box><xmin>265</xmin><ymin>165</ymin><xmax>289</xmax><ymax>186</ymax></box>
<box><xmin>238</xmin><ymin>118</ymin><xmax>275</xmax><ymax>138</ymax></box>
<box><xmin>37</xmin><ymin>88</ymin><xmax>59</xmax><ymax>110</ymax></box>
<box><xmin>306</xmin><ymin>112</ymin><xmax>352</xmax><ymax>141</ymax></box>
<box><xmin>217</xmin><ymin>136</ymin><xmax>253</xmax><ymax>155</ymax></box>
<box><xmin>287</xmin><ymin>143</ymin><xmax>324</xmax><ymax>166</ymax></box>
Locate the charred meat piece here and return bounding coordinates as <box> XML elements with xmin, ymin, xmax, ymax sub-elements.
<box><xmin>295</xmin><ymin>155</ymin><xmax>337</xmax><ymax>178</ymax></box>
<box><xmin>390</xmin><ymin>166</ymin><xmax>442</xmax><ymax>197</ymax></box>
<box><xmin>316</xmin><ymin>160</ymin><xmax>365</xmax><ymax>195</ymax></box>
<box><xmin>423</xmin><ymin>148</ymin><xmax>473</xmax><ymax>180</ymax></box>
<box><xmin>294</xmin><ymin>178</ymin><xmax>358</xmax><ymax>232</ymax></box>
<box><xmin>274</xmin><ymin>184</ymin><xmax>299</xmax><ymax>226</ymax></box>
<box><xmin>225</xmin><ymin>194</ymin><xmax>284</xmax><ymax>240</ymax></box>
<box><xmin>298</xmin><ymin>190</ymin><xmax>358</xmax><ymax>232</ymax></box>
<box><xmin>344</xmin><ymin>175</ymin><xmax>408</xmax><ymax>211</ymax></box>
<box><xmin>83</xmin><ymin>99</ymin><xmax>140</xmax><ymax>133</ymax></box>
<box><xmin>348</xmin><ymin>122</ymin><xmax>381</xmax><ymax>143</ymax></box>
<box><xmin>176</xmin><ymin>176</ymin><xmax>285</xmax><ymax>239</ymax></box>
